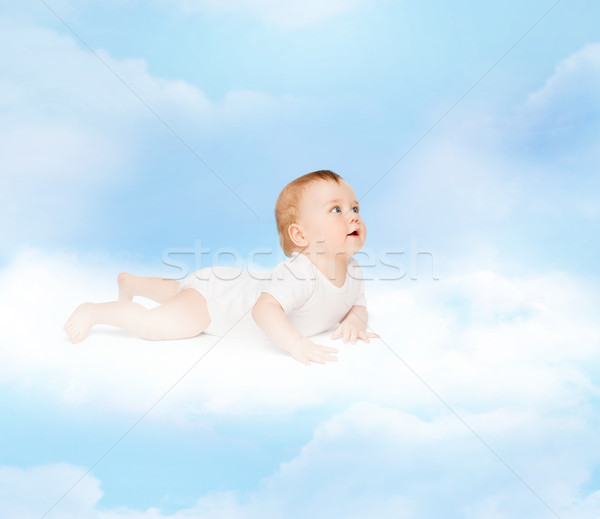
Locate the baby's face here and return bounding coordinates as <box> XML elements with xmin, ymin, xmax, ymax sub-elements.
<box><xmin>296</xmin><ymin>179</ymin><xmax>366</xmax><ymax>257</ymax></box>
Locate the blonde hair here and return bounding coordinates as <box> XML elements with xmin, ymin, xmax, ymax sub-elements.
<box><xmin>275</xmin><ymin>170</ymin><xmax>343</xmax><ymax>257</ymax></box>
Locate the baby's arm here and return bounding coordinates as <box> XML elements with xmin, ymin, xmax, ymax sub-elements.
<box><xmin>252</xmin><ymin>292</ymin><xmax>339</xmax><ymax>365</ymax></box>
<box><xmin>330</xmin><ymin>305</ymin><xmax>380</xmax><ymax>344</ymax></box>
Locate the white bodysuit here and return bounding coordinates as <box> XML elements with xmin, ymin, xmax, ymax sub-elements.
<box><xmin>178</xmin><ymin>251</ymin><xmax>367</xmax><ymax>340</ymax></box>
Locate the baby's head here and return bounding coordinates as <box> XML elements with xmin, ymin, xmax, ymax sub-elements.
<box><xmin>275</xmin><ymin>170</ymin><xmax>366</xmax><ymax>257</ymax></box>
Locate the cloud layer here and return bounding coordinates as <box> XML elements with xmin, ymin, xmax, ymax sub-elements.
<box><xmin>2</xmin><ymin>248</ymin><xmax>599</xmax><ymax>419</ymax></box>
<box><xmin>3</xmin><ymin>401</ymin><xmax>600</xmax><ymax>518</ymax></box>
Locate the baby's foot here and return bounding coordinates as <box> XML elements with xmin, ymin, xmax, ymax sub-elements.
<box><xmin>63</xmin><ymin>303</ymin><xmax>96</xmax><ymax>343</ymax></box>
<box><xmin>117</xmin><ymin>272</ymin><xmax>134</xmax><ymax>301</ymax></box>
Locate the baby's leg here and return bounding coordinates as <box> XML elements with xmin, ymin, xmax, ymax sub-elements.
<box><xmin>64</xmin><ymin>289</ymin><xmax>210</xmax><ymax>343</ymax></box>
<box><xmin>118</xmin><ymin>272</ymin><xmax>180</xmax><ymax>303</ymax></box>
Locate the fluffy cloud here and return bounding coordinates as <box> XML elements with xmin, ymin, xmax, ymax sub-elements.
<box><xmin>159</xmin><ymin>0</ymin><xmax>379</xmax><ymax>29</ymax></box>
<box><xmin>0</xmin><ymin>16</ymin><xmax>307</xmax><ymax>249</ymax></box>
<box><xmin>1</xmin><ymin>247</ymin><xmax>598</xmax><ymax>421</ymax></box>
<box><xmin>1</xmin><ymin>239</ymin><xmax>599</xmax><ymax>518</ymax></box>
<box><xmin>3</xmin><ymin>402</ymin><xmax>600</xmax><ymax>518</ymax></box>
<box><xmin>0</xmin><ymin>16</ymin><xmax>305</xmax><ymax>143</ymax></box>
<box><xmin>250</xmin><ymin>402</ymin><xmax>600</xmax><ymax>518</ymax></box>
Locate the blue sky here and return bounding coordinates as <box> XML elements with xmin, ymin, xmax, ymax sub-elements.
<box><xmin>1</xmin><ymin>1</ymin><xmax>600</xmax><ymax>518</ymax></box>
<box><xmin>2</xmin><ymin>0</ymin><xmax>598</xmax><ymax>272</ymax></box>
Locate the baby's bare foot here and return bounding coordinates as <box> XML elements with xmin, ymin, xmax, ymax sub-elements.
<box><xmin>63</xmin><ymin>303</ymin><xmax>95</xmax><ymax>343</ymax></box>
<box><xmin>117</xmin><ymin>272</ymin><xmax>134</xmax><ymax>301</ymax></box>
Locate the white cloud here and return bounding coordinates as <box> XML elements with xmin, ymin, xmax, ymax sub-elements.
<box><xmin>1</xmin><ymin>242</ymin><xmax>600</xmax><ymax>518</ymax></box>
<box><xmin>0</xmin><ymin>16</ymin><xmax>308</xmax><ymax>249</ymax></box>
<box><xmin>0</xmin><ymin>17</ymin><xmax>304</xmax><ymax>175</ymax></box>
<box><xmin>160</xmin><ymin>0</ymin><xmax>379</xmax><ymax>29</ymax></box>
<box><xmin>3</xmin><ymin>403</ymin><xmax>600</xmax><ymax>518</ymax></box>
<box><xmin>250</xmin><ymin>403</ymin><xmax>600</xmax><ymax>518</ymax></box>
<box><xmin>1</xmin><ymin>247</ymin><xmax>599</xmax><ymax>421</ymax></box>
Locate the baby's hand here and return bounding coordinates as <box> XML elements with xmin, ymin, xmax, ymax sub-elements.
<box><xmin>289</xmin><ymin>338</ymin><xmax>339</xmax><ymax>366</ymax></box>
<box><xmin>331</xmin><ymin>318</ymin><xmax>380</xmax><ymax>344</ymax></box>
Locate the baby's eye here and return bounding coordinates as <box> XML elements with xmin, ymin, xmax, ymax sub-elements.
<box><xmin>331</xmin><ymin>206</ymin><xmax>342</xmax><ymax>213</ymax></box>
<box><xmin>352</xmin><ymin>206</ymin><xmax>359</xmax><ymax>213</ymax></box>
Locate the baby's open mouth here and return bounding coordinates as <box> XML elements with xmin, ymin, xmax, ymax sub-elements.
<box><xmin>348</xmin><ymin>230</ymin><xmax>359</xmax><ymax>236</ymax></box>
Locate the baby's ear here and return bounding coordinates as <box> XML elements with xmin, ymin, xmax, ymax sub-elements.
<box><xmin>288</xmin><ymin>223</ymin><xmax>308</xmax><ymax>247</ymax></box>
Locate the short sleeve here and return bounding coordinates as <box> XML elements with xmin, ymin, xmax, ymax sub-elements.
<box><xmin>349</xmin><ymin>257</ymin><xmax>367</xmax><ymax>307</ymax></box>
<box><xmin>261</xmin><ymin>253</ymin><xmax>316</xmax><ymax>314</ymax></box>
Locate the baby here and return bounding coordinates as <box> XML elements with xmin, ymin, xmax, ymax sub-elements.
<box><xmin>64</xmin><ymin>170</ymin><xmax>378</xmax><ymax>365</ymax></box>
